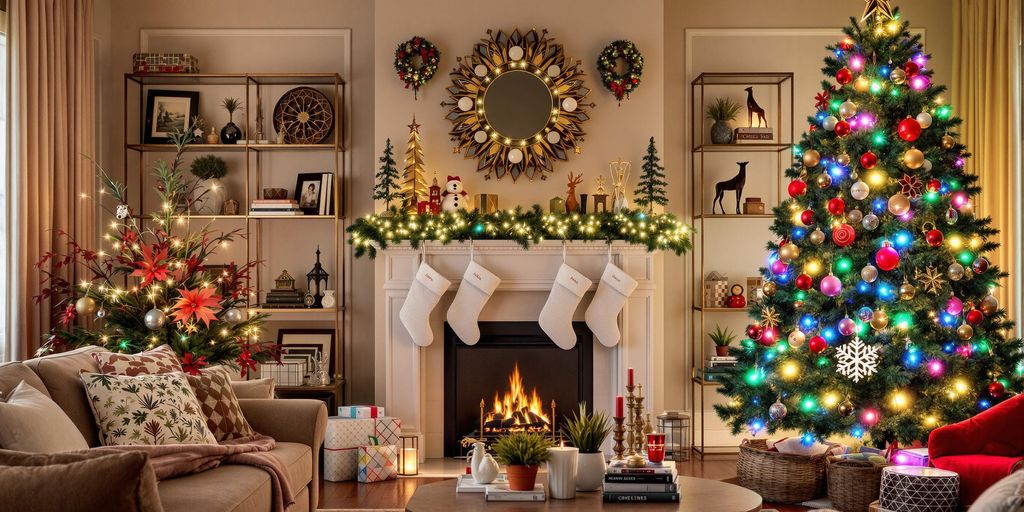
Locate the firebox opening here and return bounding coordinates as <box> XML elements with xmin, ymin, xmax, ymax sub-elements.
<box><xmin>482</xmin><ymin>362</ymin><xmax>552</xmax><ymax>435</ymax></box>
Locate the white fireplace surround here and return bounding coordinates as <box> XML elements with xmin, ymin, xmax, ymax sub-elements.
<box><xmin>374</xmin><ymin>241</ymin><xmax>663</xmax><ymax>458</ymax></box>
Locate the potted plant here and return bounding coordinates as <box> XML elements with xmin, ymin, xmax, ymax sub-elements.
<box><xmin>492</xmin><ymin>431</ymin><xmax>553</xmax><ymax>491</ymax></box>
<box><xmin>189</xmin><ymin>154</ymin><xmax>228</xmax><ymax>215</ymax></box>
<box><xmin>710</xmin><ymin>324</ymin><xmax>737</xmax><ymax>357</ymax></box>
<box><xmin>219</xmin><ymin>97</ymin><xmax>243</xmax><ymax>144</ymax></box>
<box><xmin>705</xmin><ymin>97</ymin><xmax>741</xmax><ymax>144</ymax></box>
<box><xmin>562</xmin><ymin>403</ymin><xmax>611</xmax><ymax>491</ymax></box>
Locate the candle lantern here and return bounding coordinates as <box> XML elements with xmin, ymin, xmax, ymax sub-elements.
<box><xmin>657</xmin><ymin>410</ymin><xmax>690</xmax><ymax>461</ymax></box>
<box><xmin>398</xmin><ymin>434</ymin><xmax>419</xmax><ymax>476</ymax></box>
<box><xmin>305</xmin><ymin>246</ymin><xmax>330</xmax><ymax>308</ymax></box>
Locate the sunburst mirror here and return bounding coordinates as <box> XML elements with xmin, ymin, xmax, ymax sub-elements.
<box><xmin>442</xmin><ymin>28</ymin><xmax>593</xmax><ymax>181</ymax></box>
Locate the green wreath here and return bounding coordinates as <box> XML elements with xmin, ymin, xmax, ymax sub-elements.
<box><xmin>597</xmin><ymin>40</ymin><xmax>644</xmax><ymax>104</ymax></box>
<box><xmin>394</xmin><ymin>36</ymin><xmax>440</xmax><ymax>99</ymax></box>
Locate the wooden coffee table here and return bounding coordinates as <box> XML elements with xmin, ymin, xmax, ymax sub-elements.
<box><xmin>405</xmin><ymin>476</ymin><xmax>762</xmax><ymax>511</ymax></box>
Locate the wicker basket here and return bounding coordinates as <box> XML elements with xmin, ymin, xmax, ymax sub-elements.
<box><xmin>737</xmin><ymin>439</ymin><xmax>832</xmax><ymax>504</ymax></box>
<box><xmin>827</xmin><ymin>458</ymin><xmax>887</xmax><ymax>512</ymax></box>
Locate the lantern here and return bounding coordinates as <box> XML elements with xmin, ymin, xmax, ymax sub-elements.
<box><xmin>657</xmin><ymin>411</ymin><xmax>690</xmax><ymax>461</ymax></box>
<box><xmin>305</xmin><ymin>246</ymin><xmax>330</xmax><ymax>308</ymax></box>
<box><xmin>398</xmin><ymin>434</ymin><xmax>419</xmax><ymax>476</ymax></box>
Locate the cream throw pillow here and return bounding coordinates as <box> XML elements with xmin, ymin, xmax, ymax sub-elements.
<box><xmin>0</xmin><ymin>381</ymin><xmax>89</xmax><ymax>452</ymax></box>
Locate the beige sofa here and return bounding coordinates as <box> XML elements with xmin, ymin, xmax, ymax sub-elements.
<box><xmin>0</xmin><ymin>346</ymin><xmax>327</xmax><ymax>512</ymax></box>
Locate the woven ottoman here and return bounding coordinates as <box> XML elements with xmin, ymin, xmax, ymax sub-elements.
<box><xmin>878</xmin><ymin>466</ymin><xmax>959</xmax><ymax>512</ymax></box>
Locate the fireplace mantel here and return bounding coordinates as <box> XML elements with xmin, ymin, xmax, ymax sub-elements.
<box><xmin>374</xmin><ymin>240</ymin><xmax>663</xmax><ymax>457</ymax></box>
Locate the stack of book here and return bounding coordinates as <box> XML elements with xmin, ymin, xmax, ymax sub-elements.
<box><xmin>484</xmin><ymin>483</ymin><xmax>545</xmax><ymax>502</ymax></box>
<box><xmin>249</xmin><ymin>199</ymin><xmax>303</xmax><ymax>216</ymax></box>
<box><xmin>455</xmin><ymin>474</ymin><xmax>508</xmax><ymax>494</ymax></box>
<box><xmin>261</xmin><ymin>287</ymin><xmax>305</xmax><ymax>309</ymax></box>
<box><xmin>700</xmin><ymin>355</ymin><xmax>737</xmax><ymax>382</ymax></box>
<box><xmin>734</xmin><ymin>127</ymin><xmax>774</xmax><ymax>143</ymax></box>
<box><xmin>603</xmin><ymin>465</ymin><xmax>679</xmax><ymax>503</ymax></box>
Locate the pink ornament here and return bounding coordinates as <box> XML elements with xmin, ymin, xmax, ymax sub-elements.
<box><xmin>952</xmin><ymin>192</ymin><xmax>969</xmax><ymax>209</ymax></box>
<box><xmin>927</xmin><ymin>359</ymin><xmax>944</xmax><ymax>377</ymax></box>
<box><xmin>820</xmin><ymin>275</ymin><xmax>843</xmax><ymax>297</ymax></box>
<box><xmin>875</xmin><ymin>243</ymin><xmax>901</xmax><ymax>271</ymax></box>
<box><xmin>910</xmin><ymin>75</ymin><xmax>930</xmax><ymax>91</ymax></box>
<box><xmin>850</xmin><ymin>54</ymin><xmax>865</xmax><ymax>71</ymax></box>
<box><xmin>956</xmin><ymin>344</ymin><xmax>973</xmax><ymax>358</ymax></box>
<box><xmin>771</xmin><ymin>259</ymin><xmax>789</xmax><ymax>275</ymax></box>
<box><xmin>861</xmin><ymin>408</ymin><xmax>880</xmax><ymax>426</ymax></box>
<box><xmin>838</xmin><ymin>317</ymin><xmax>857</xmax><ymax>336</ymax></box>
<box><xmin>946</xmin><ymin>296</ymin><xmax>964</xmax><ymax>316</ymax></box>
<box><xmin>759</xmin><ymin>327</ymin><xmax>779</xmax><ymax>346</ymax></box>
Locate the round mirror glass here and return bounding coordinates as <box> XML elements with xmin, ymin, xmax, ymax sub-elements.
<box><xmin>483</xmin><ymin>70</ymin><xmax>553</xmax><ymax>140</ymax></box>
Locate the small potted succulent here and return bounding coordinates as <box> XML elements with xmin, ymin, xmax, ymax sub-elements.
<box><xmin>710</xmin><ymin>324</ymin><xmax>737</xmax><ymax>357</ymax></box>
<box><xmin>219</xmin><ymin>97</ymin><xmax>243</xmax><ymax>144</ymax></box>
<box><xmin>189</xmin><ymin>154</ymin><xmax>228</xmax><ymax>215</ymax></box>
<box><xmin>492</xmin><ymin>431</ymin><xmax>553</xmax><ymax>491</ymax></box>
<box><xmin>562</xmin><ymin>403</ymin><xmax>611</xmax><ymax>491</ymax></box>
<box><xmin>705</xmin><ymin>97</ymin><xmax>741</xmax><ymax>144</ymax></box>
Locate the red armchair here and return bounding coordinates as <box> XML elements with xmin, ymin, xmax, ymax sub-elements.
<box><xmin>928</xmin><ymin>393</ymin><xmax>1024</xmax><ymax>505</ymax></box>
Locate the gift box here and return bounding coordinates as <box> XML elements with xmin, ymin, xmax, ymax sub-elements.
<box><xmin>131</xmin><ymin>53</ymin><xmax>200</xmax><ymax>73</ymax></box>
<box><xmin>358</xmin><ymin>445</ymin><xmax>398</xmax><ymax>483</ymax></box>
<box><xmin>338</xmin><ymin>405</ymin><xmax>386</xmax><ymax>419</ymax></box>
<box><xmin>324</xmin><ymin>416</ymin><xmax>401</xmax><ymax>482</ymax></box>
<box><xmin>743</xmin><ymin>197</ymin><xmax>766</xmax><ymax>215</ymax></box>
<box><xmin>703</xmin><ymin>271</ymin><xmax>728</xmax><ymax>308</ymax></box>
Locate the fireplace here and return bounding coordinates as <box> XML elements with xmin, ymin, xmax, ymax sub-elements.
<box><xmin>444</xmin><ymin>321</ymin><xmax>593</xmax><ymax>457</ymax></box>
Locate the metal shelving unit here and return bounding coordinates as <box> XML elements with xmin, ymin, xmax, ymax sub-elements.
<box><xmin>123</xmin><ymin>72</ymin><xmax>348</xmax><ymax>394</ymax></box>
<box><xmin>689</xmin><ymin>72</ymin><xmax>794</xmax><ymax>458</ymax></box>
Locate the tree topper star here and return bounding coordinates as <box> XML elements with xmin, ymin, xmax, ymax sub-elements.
<box><xmin>862</xmin><ymin>0</ymin><xmax>895</xmax><ymax>22</ymax></box>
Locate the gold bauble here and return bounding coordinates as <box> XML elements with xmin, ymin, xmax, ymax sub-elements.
<box><xmin>836</xmin><ymin>153</ymin><xmax>852</xmax><ymax>166</ymax></box>
<box><xmin>809</xmin><ymin>228</ymin><xmax>826</xmax><ymax>245</ymax></box>
<box><xmin>779</xmin><ymin>242</ymin><xmax>800</xmax><ymax>262</ymax></box>
<box><xmin>890</xmin><ymin>68</ymin><xmax>907</xmax><ymax>85</ymax></box>
<box><xmin>903</xmin><ymin>148</ymin><xmax>925</xmax><ymax>169</ymax></box>
<box><xmin>941</xmin><ymin>134</ymin><xmax>956</xmax><ymax>150</ymax></box>
<box><xmin>75</xmin><ymin>296</ymin><xmax>97</xmax><ymax>316</ymax></box>
<box><xmin>957</xmin><ymin>323</ymin><xmax>974</xmax><ymax>341</ymax></box>
<box><xmin>788</xmin><ymin>330</ymin><xmax>806</xmax><ymax>347</ymax></box>
<box><xmin>838</xmin><ymin>101</ymin><xmax>858</xmax><ymax>119</ymax></box>
<box><xmin>816</xmin><ymin>172</ymin><xmax>833</xmax><ymax>189</ymax></box>
<box><xmin>802</xmin><ymin>149</ymin><xmax>821</xmax><ymax>168</ymax></box>
<box><xmin>870</xmin><ymin>309</ymin><xmax>889</xmax><ymax>330</ymax></box>
<box><xmin>762</xmin><ymin>281</ymin><xmax>778</xmax><ymax>297</ymax></box>
<box><xmin>888</xmin><ymin>193</ymin><xmax>911</xmax><ymax>216</ymax></box>
<box><xmin>854</xmin><ymin>76</ymin><xmax>871</xmax><ymax>92</ymax></box>
<box><xmin>899</xmin><ymin>281</ymin><xmax>917</xmax><ymax>300</ymax></box>
<box><xmin>980</xmin><ymin>294</ymin><xmax>999</xmax><ymax>315</ymax></box>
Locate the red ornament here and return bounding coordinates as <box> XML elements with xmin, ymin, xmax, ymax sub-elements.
<box><xmin>788</xmin><ymin>179</ymin><xmax>808</xmax><ymax>198</ymax></box>
<box><xmin>746</xmin><ymin>324</ymin><xmax>763</xmax><ymax>340</ymax></box>
<box><xmin>903</xmin><ymin>60</ymin><xmax>921</xmax><ymax>77</ymax></box>
<box><xmin>836</xmin><ymin>67</ymin><xmax>853</xmax><ymax>85</ymax></box>
<box><xmin>875</xmin><ymin>243</ymin><xmax>901</xmax><ymax>271</ymax></box>
<box><xmin>973</xmin><ymin>257</ymin><xmax>990</xmax><ymax>274</ymax></box>
<box><xmin>808</xmin><ymin>335</ymin><xmax>828</xmax><ymax>353</ymax></box>
<box><xmin>827</xmin><ymin>197</ymin><xmax>846</xmax><ymax>215</ymax></box>
<box><xmin>897</xmin><ymin>117</ymin><xmax>922</xmax><ymax>142</ymax></box>
<box><xmin>800</xmin><ymin>210</ymin><xmax>815</xmax><ymax>226</ymax></box>
<box><xmin>839</xmin><ymin>38</ymin><xmax>853</xmax><ymax>51</ymax></box>
<box><xmin>925</xmin><ymin>229</ymin><xmax>944</xmax><ymax>247</ymax></box>
<box><xmin>726</xmin><ymin>294</ymin><xmax>747</xmax><ymax>309</ymax></box>
<box><xmin>834</xmin><ymin>120</ymin><xmax>852</xmax><ymax>137</ymax></box>
<box><xmin>988</xmin><ymin>381</ymin><xmax>1006</xmax><ymax>398</ymax></box>
<box><xmin>860</xmin><ymin>151</ymin><xmax>878</xmax><ymax>169</ymax></box>
<box><xmin>927</xmin><ymin>179</ymin><xmax>942</xmax><ymax>193</ymax></box>
<box><xmin>966</xmin><ymin>309</ymin><xmax>984</xmax><ymax>326</ymax></box>
<box><xmin>758</xmin><ymin>327</ymin><xmax>779</xmax><ymax>347</ymax></box>
<box><xmin>832</xmin><ymin>223</ymin><xmax>856</xmax><ymax>247</ymax></box>
<box><xmin>795</xmin><ymin>273</ymin><xmax>813</xmax><ymax>291</ymax></box>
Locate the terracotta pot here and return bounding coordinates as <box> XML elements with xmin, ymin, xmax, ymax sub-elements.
<box><xmin>715</xmin><ymin>345</ymin><xmax>730</xmax><ymax>357</ymax></box>
<box><xmin>506</xmin><ymin>464</ymin><xmax>540</xmax><ymax>491</ymax></box>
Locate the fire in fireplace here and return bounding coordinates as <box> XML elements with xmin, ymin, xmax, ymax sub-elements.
<box><xmin>482</xmin><ymin>362</ymin><xmax>551</xmax><ymax>435</ymax></box>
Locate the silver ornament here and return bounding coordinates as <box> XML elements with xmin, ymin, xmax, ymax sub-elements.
<box><xmin>95</xmin><ymin>308</ymin><xmax>107</xmax><ymax>320</ymax></box>
<box><xmin>861</xmin><ymin>265</ymin><xmax>879</xmax><ymax>283</ymax></box>
<box><xmin>823</xmin><ymin>115</ymin><xmax>839</xmax><ymax>131</ymax></box>
<box><xmin>850</xmin><ymin>180</ymin><xmax>870</xmax><ymax>200</ymax></box>
<box><xmin>809</xmin><ymin>228</ymin><xmax>826</xmax><ymax>245</ymax></box>
<box><xmin>847</xmin><ymin>209</ymin><xmax>864</xmax><ymax>224</ymax></box>
<box><xmin>838</xmin><ymin>101</ymin><xmax>858</xmax><ymax>119</ymax></box>
<box><xmin>916</xmin><ymin>111</ymin><xmax>933</xmax><ymax>129</ymax></box>
<box><xmin>862</xmin><ymin>213</ymin><xmax>880</xmax><ymax>230</ymax></box>
<box><xmin>946</xmin><ymin>207</ymin><xmax>959</xmax><ymax>225</ymax></box>
<box><xmin>223</xmin><ymin>307</ymin><xmax>244</xmax><ymax>326</ymax></box>
<box><xmin>980</xmin><ymin>294</ymin><xmax>999</xmax><ymax>315</ymax></box>
<box><xmin>144</xmin><ymin>308</ymin><xmax>167</xmax><ymax>330</ymax></box>
<box><xmin>75</xmin><ymin>297</ymin><xmax>97</xmax><ymax>316</ymax></box>
<box><xmin>769</xmin><ymin>400</ymin><xmax>788</xmax><ymax>421</ymax></box>
<box><xmin>947</xmin><ymin>263</ymin><xmax>966</xmax><ymax>281</ymax></box>
<box><xmin>923</xmin><ymin>159</ymin><xmax>933</xmax><ymax>172</ymax></box>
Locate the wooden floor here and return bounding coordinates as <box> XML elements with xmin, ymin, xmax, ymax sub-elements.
<box><xmin>317</xmin><ymin>457</ymin><xmax>811</xmax><ymax>511</ymax></box>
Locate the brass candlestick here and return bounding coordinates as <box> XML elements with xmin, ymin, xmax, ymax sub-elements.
<box><xmin>624</xmin><ymin>384</ymin><xmax>637</xmax><ymax>455</ymax></box>
<box><xmin>550</xmin><ymin>400</ymin><xmax>557</xmax><ymax>442</ymax></box>
<box><xmin>611</xmin><ymin>416</ymin><xmax>626</xmax><ymax>462</ymax></box>
<box><xmin>627</xmin><ymin>384</ymin><xmax>647</xmax><ymax>467</ymax></box>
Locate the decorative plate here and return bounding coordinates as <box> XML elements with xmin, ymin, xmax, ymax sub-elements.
<box><xmin>273</xmin><ymin>87</ymin><xmax>334</xmax><ymax>144</ymax></box>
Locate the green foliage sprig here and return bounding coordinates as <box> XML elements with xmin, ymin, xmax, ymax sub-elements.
<box><xmin>709</xmin><ymin>325</ymin><xmax>737</xmax><ymax>347</ymax></box>
<box><xmin>561</xmin><ymin>403</ymin><xmax>611</xmax><ymax>453</ymax></box>
<box><xmin>492</xmin><ymin>432</ymin><xmax>553</xmax><ymax>467</ymax></box>
<box><xmin>189</xmin><ymin>155</ymin><xmax>227</xmax><ymax>180</ymax></box>
<box><xmin>705</xmin><ymin>97</ymin><xmax>742</xmax><ymax>122</ymax></box>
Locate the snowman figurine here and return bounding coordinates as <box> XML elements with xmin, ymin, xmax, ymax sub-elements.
<box><xmin>440</xmin><ymin>175</ymin><xmax>468</xmax><ymax>212</ymax></box>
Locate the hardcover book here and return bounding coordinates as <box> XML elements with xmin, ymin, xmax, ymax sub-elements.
<box><xmin>603</xmin><ymin>491</ymin><xmax>680</xmax><ymax>503</ymax></box>
<box><xmin>484</xmin><ymin>483</ymin><xmax>545</xmax><ymax>502</ymax></box>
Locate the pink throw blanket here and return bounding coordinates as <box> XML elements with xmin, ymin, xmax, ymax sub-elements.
<box><xmin>98</xmin><ymin>435</ymin><xmax>294</xmax><ymax>512</ymax></box>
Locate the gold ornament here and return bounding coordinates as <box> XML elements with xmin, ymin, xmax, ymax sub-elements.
<box><xmin>870</xmin><ymin>309</ymin><xmax>889</xmax><ymax>330</ymax></box>
<box><xmin>889</xmin><ymin>68</ymin><xmax>907</xmax><ymax>85</ymax></box>
<box><xmin>836</xmin><ymin>153</ymin><xmax>851</xmax><ymax>166</ymax></box>
<box><xmin>957</xmin><ymin>323</ymin><xmax>974</xmax><ymax>341</ymax></box>
<box><xmin>916</xmin><ymin>266</ymin><xmax>946</xmax><ymax>295</ymax></box>
<box><xmin>903</xmin><ymin>148</ymin><xmax>925</xmax><ymax>169</ymax></box>
<box><xmin>888</xmin><ymin>193</ymin><xmax>911</xmax><ymax>216</ymax></box>
<box><xmin>788</xmin><ymin>330</ymin><xmax>806</xmax><ymax>347</ymax></box>
<box><xmin>816</xmin><ymin>173</ymin><xmax>833</xmax><ymax>189</ymax></box>
<box><xmin>862</xmin><ymin>0</ymin><xmax>895</xmax><ymax>21</ymax></box>
<box><xmin>838</xmin><ymin>399</ymin><xmax>856</xmax><ymax>416</ymax></box>
<box><xmin>779</xmin><ymin>242</ymin><xmax>800</xmax><ymax>262</ymax></box>
<box><xmin>948</xmin><ymin>262</ymin><xmax>966</xmax><ymax>281</ymax></box>
<box><xmin>980</xmin><ymin>294</ymin><xmax>999</xmax><ymax>315</ymax></box>
<box><xmin>899</xmin><ymin>279</ymin><xmax>917</xmax><ymax>300</ymax></box>
<box><xmin>809</xmin><ymin>228</ymin><xmax>826</xmax><ymax>245</ymax></box>
<box><xmin>760</xmin><ymin>306</ymin><xmax>781</xmax><ymax>330</ymax></box>
<box><xmin>838</xmin><ymin>101</ymin><xmax>858</xmax><ymax>119</ymax></box>
<box><xmin>854</xmin><ymin>76</ymin><xmax>871</xmax><ymax>93</ymax></box>
<box><xmin>75</xmin><ymin>296</ymin><xmax>97</xmax><ymax>316</ymax></box>
<box><xmin>802</xmin><ymin>149</ymin><xmax>821</xmax><ymax>168</ymax></box>
<box><xmin>941</xmin><ymin>134</ymin><xmax>956</xmax><ymax>150</ymax></box>
<box><xmin>762</xmin><ymin>281</ymin><xmax>778</xmax><ymax>297</ymax></box>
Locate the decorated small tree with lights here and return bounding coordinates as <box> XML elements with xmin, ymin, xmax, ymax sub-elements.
<box><xmin>401</xmin><ymin>116</ymin><xmax>429</xmax><ymax>212</ymax></box>
<box><xmin>715</xmin><ymin>3</ymin><xmax>1023</xmax><ymax>447</ymax></box>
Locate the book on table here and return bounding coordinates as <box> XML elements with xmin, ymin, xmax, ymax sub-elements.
<box><xmin>455</xmin><ymin>474</ymin><xmax>508</xmax><ymax>494</ymax></box>
<box><xmin>603</xmin><ymin>464</ymin><xmax>679</xmax><ymax>503</ymax></box>
<box><xmin>484</xmin><ymin>483</ymin><xmax>545</xmax><ymax>502</ymax></box>
<box><xmin>603</xmin><ymin>491</ymin><xmax>680</xmax><ymax>503</ymax></box>
<box><xmin>603</xmin><ymin>481</ymin><xmax>678</xmax><ymax>493</ymax></box>
<box><xmin>604</xmin><ymin>473</ymin><xmax>677</xmax><ymax>484</ymax></box>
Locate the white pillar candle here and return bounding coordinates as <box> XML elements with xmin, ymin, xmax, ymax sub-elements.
<box><xmin>402</xmin><ymin>447</ymin><xmax>418</xmax><ymax>475</ymax></box>
<box><xmin>547</xmin><ymin>445</ymin><xmax>579</xmax><ymax>499</ymax></box>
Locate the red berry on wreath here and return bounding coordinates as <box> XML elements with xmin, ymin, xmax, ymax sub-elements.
<box><xmin>860</xmin><ymin>151</ymin><xmax>878</xmax><ymax>169</ymax></box>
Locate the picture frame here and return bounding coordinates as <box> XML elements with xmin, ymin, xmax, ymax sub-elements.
<box><xmin>277</xmin><ymin>329</ymin><xmax>335</xmax><ymax>377</ymax></box>
<box><xmin>293</xmin><ymin>172</ymin><xmax>333</xmax><ymax>215</ymax></box>
<box><xmin>144</xmin><ymin>90</ymin><xmax>199</xmax><ymax>143</ymax></box>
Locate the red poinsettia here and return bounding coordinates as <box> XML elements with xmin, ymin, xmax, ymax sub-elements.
<box><xmin>180</xmin><ymin>352</ymin><xmax>208</xmax><ymax>375</ymax></box>
<box><xmin>171</xmin><ymin>286</ymin><xmax>222</xmax><ymax>326</ymax></box>
<box><xmin>59</xmin><ymin>304</ymin><xmax>76</xmax><ymax>326</ymax></box>
<box><xmin>129</xmin><ymin>244</ymin><xmax>170</xmax><ymax>287</ymax></box>
<box><xmin>236</xmin><ymin>347</ymin><xmax>257</xmax><ymax>378</ymax></box>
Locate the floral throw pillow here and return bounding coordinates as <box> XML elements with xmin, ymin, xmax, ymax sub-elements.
<box><xmin>80</xmin><ymin>371</ymin><xmax>217</xmax><ymax>446</ymax></box>
<box><xmin>92</xmin><ymin>344</ymin><xmax>183</xmax><ymax>376</ymax></box>
<box><xmin>185</xmin><ymin>366</ymin><xmax>255</xmax><ymax>441</ymax></box>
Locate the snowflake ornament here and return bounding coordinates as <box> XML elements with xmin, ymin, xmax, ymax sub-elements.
<box><xmin>836</xmin><ymin>337</ymin><xmax>880</xmax><ymax>383</ymax></box>
<box><xmin>115</xmin><ymin>204</ymin><xmax>131</xmax><ymax>220</ymax></box>
<box><xmin>916</xmin><ymin>265</ymin><xmax>946</xmax><ymax>295</ymax></box>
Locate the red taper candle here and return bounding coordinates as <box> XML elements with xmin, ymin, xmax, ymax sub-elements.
<box><xmin>615</xmin><ymin>395</ymin><xmax>624</xmax><ymax>418</ymax></box>
<box><xmin>627</xmin><ymin>367</ymin><xmax>634</xmax><ymax>387</ymax></box>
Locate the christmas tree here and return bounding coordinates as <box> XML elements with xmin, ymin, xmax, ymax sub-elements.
<box><xmin>401</xmin><ymin>116</ymin><xmax>428</xmax><ymax>212</ymax></box>
<box><xmin>634</xmin><ymin>137</ymin><xmax>668</xmax><ymax>213</ymax></box>
<box><xmin>715</xmin><ymin>5</ymin><xmax>1023</xmax><ymax>446</ymax></box>
<box><xmin>373</xmin><ymin>138</ymin><xmax>402</xmax><ymax>210</ymax></box>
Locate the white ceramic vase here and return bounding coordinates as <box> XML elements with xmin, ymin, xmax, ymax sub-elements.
<box><xmin>192</xmin><ymin>178</ymin><xmax>226</xmax><ymax>215</ymax></box>
<box><xmin>576</xmin><ymin>452</ymin><xmax>606</xmax><ymax>491</ymax></box>
<box><xmin>467</xmin><ymin>441</ymin><xmax>499</xmax><ymax>484</ymax></box>
<box><xmin>321</xmin><ymin>290</ymin><xmax>336</xmax><ymax>309</ymax></box>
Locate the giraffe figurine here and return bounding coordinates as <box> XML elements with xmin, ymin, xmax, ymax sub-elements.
<box><xmin>713</xmin><ymin>162</ymin><xmax>748</xmax><ymax>214</ymax></box>
<box><xmin>745</xmin><ymin>87</ymin><xmax>767</xmax><ymax>128</ymax></box>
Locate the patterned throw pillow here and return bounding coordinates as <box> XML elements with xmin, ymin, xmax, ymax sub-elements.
<box><xmin>80</xmin><ymin>372</ymin><xmax>217</xmax><ymax>446</ymax></box>
<box><xmin>92</xmin><ymin>344</ymin><xmax>183</xmax><ymax>376</ymax></box>
<box><xmin>185</xmin><ymin>366</ymin><xmax>255</xmax><ymax>441</ymax></box>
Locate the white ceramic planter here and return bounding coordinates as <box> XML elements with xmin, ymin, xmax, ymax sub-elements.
<box><xmin>576</xmin><ymin>452</ymin><xmax>606</xmax><ymax>491</ymax></box>
<box><xmin>192</xmin><ymin>178</ymin><xmax>226</xmax><ymax>215</ymax></box>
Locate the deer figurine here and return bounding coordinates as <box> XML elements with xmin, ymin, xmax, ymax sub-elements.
<box><xmin>713</xmin><ymin>162</ymin><xmax>748</xmax><ymax>215</ymax></box>
<box><xmin>565</xmin><ymin>172</ymin><xmax>584</xmax><ymax>213</ymax></box>
<box><xmin>745</xmin><ymin>87</ymin><xmax>767</xmax><ymax>128</ymax></box>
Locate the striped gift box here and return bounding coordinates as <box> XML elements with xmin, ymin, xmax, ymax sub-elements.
<box><xmin>338</xmin><ymin>405</ymin><xmax>385</xmax><ymax>419</ymax></box>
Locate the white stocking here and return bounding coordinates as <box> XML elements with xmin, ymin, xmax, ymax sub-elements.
<box><xmin>447</xmin><ymin>260</ymin><xmax>501</xmax><ymax>345</ymax></box>
<box><xmin>399</xmin><ymin>261</ymin><xmax>451</xmax><ymax>347</ymax></box>
<box><xmin>585</xmin><ymin>262</ymin><xmax>638</xmax><ymax>347</ymax></box>
<box><xmin>539</xmin><ymin>264</ymin><xmax>593</xmax><ymax>350</ymax></box>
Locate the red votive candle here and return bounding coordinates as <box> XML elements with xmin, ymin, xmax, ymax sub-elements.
<box><xmin>627</xmin><ymin>367</ymin><xmax>634</xmax><ymax>387</ymax></box>
<box><xmin>647</xmin><ymin>433</ymin><xmax>666</xmax><ymax>463</ymax></box>
<box><xmin>615</xmin><ymin>395</ymin><xmax>624</xmax><ymax>418</ymax></box>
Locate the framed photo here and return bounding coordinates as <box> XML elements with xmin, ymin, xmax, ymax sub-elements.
<box><xmin>293</xmin><ymin>172</ymin><xmax>333</xmax><ymax>215</ymax></box>
<box><xmin>144</xmin><ymin>90</ymin><xmax>199</xmax><ymax>143</ymax></box>
<box><xmin>277</xmin><ymin>329</ymin><xmax>335</xmax><ymax>377</ymax></box>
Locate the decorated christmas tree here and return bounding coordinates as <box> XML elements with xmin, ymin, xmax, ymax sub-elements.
<box><xmin>715</xmin><ymin>5</ymin><xmax>1023</xmax><ymax>446</ymax></box>
<box><xmin>373</xmin><ymin>138</ymin><xmax>402</xmax><ymax>209</ymax></box>
<box><xmin>35</xmin><ymin>131</ymin><xmax>280</xmax><ymax>375</ymax></box>
<box><xmin>401</xmin><ymin>116</ymin><xmax>429</xmax><ymax>212</ymax></box>
<box><xmin>634</xmin><ymin>137</ymin><xmax>668</xmax><ymax>213</ymax></box>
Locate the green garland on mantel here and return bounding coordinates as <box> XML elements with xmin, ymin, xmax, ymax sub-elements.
<box><xmin>347</xmin><ymin>206</ymin><xmax>693</xmax><ymax>259</ymax></box>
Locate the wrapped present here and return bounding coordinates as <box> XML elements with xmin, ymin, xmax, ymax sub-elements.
<box><xmin>338</xmin><ymin>405</ymin><xmax>386</xmax><ymax>419</ymax></box>
<box><xmin>358</xmin><ymin>445</ymin><xmax>398</xmax><ymax>483</ymax></box>
<box><xmin>324</xmin><ymin>416</ymin><xmax>401</xmax><ymax>482</ymax></box>
<box><xmin>703</xmin><ymin>271</ymin><xmax>729</xmax><ymax>308</ymax></box>
<box><xmin>131</xmin><ymin>53</ymin><xmax>200</xmax><ymax>73</ymax></box>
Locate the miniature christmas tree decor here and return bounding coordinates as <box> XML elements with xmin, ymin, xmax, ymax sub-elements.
<box><xmin>373</xmin><ymin>138</ymin><xmax>402</xmax><ymax>210</ymax></box>
<box><xmin>634</xmin><ymin>137</ymin><xmax>667</xmax><ymax>213</ymax></box>
<box><xmin>401</xmin><ymin>116</ymin><xmax>429</xmax><ymax>212</ymax></box>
